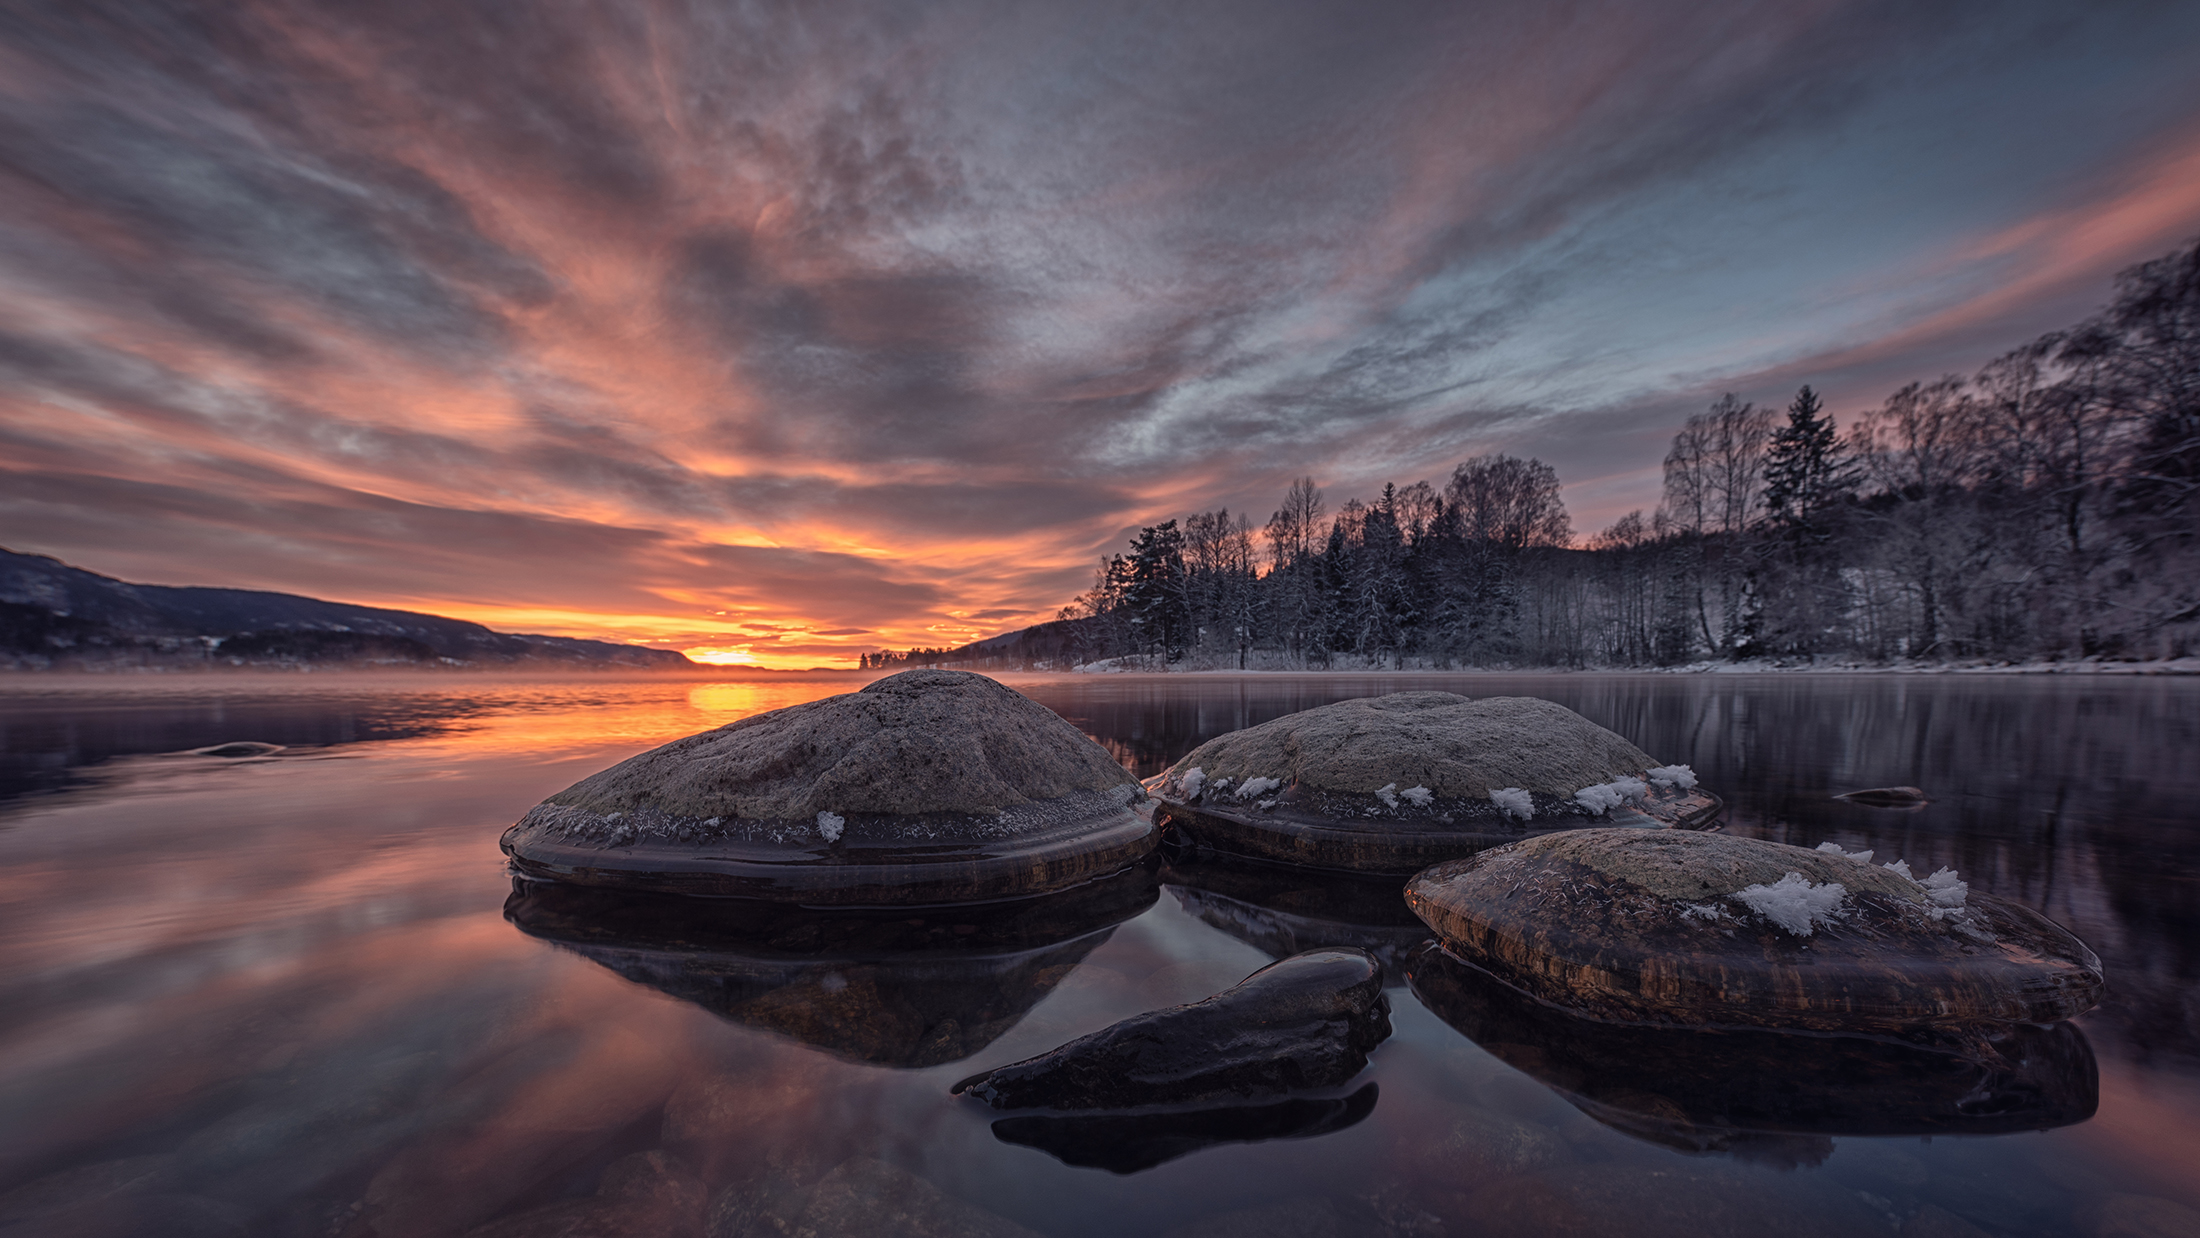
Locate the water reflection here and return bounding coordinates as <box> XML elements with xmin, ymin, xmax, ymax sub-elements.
<box><xmin>2</xmin><ymin>673</ymin><xmax>2196</xmax><ymax>1236</ymax></box>
<box><xmin>505</xmin><ymin>870</ymin><xmax>1160</xmax><ymax>1068</ymax></box>
<box><xmin>1159</xmin><ymin>857</ymin><xmax>1431</xmax><ymax>986</ymax></box>
<box><xmin>991</xmin><ymin>1082</ymin><xmax>1380</xmax><ymax>1174</ymax></box>
<box><xmin>1408</xmin><ymin>942</ymin><xmax>2099</xmax><ymax>1166</ymax></box>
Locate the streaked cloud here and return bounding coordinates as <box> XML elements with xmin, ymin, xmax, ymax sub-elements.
<box><xmin>3</xmin><ymin>0</ymin><xmax>2197</xmax><ymax>665</ymax></box>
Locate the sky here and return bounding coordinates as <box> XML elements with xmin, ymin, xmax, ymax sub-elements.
<box><xmin>3</xmin><ymin>0</ymin><xmax>2200</xmax><ymax>668</ymax></box>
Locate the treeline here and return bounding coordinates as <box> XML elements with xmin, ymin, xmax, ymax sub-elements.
<box><xmin>880</xmin><ymin>239</ymin><xmax>2199</xmax><ymax>671</ymax></box>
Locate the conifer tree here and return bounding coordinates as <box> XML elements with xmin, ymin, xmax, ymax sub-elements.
<box><xmin>1760</xmin><ymin>385</ymin><xmax>1856</xmax><ymax>536</ymax></box>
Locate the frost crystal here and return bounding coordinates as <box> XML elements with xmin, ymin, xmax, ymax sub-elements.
<box><xmin>1375</xmin><ymin>783</ymin><xmax>1400</xmax><ymax>808</ymax></box>
<box><xmin>1882</xmin><ymin>858</ymin><xmax>1913</xmax><ymax>879</ymax></box>
<box><xmin>1816</xmin><ymin>841</ymin><xmax>1875</xmax><ymax>864</ymax></box>
<box><xmin>1573</xmin><ymin>778</ymin><xmax>1647</xmax><ymax>814</ymax></box>
<box><xmin>1679</xmin><ymin>902</ymin><xmax>1730</xmax><ymax>922</ymax></box>
<box><xmin>1490</xmin><ymin>787</ymin><xmax>1534</xmax><ymax>821</ymax></box>
<box><xmin>1401</xmin><ymin>785</ymin><xmax>1434</xmax><ymax>807</ymax></box>
<box><xmin>1236</xmin><ymin>775</ymin><xmax>1282</xmax><ymax>799</ymax></box>
<box><xmin>1921</xmin><ymin>866</ymin><xmax>1968</xmax><ymax>914</ymax></box>
<box><xmin>1732</xmin><ymin>872</ymin><xmax>1848</xmax><ymax>936</ymax></box>
<box><xmin>816</xmin><ymin>811</ymin><xmax>845</xmax><ymax>843</ymax></box>
<box><xmin>1179</xmin><ymin>767</ymin><xmax>1206</xmax><ymax>800</ymax></box>
<box><xmin>1645</xmin><ymin>764</ymin><xmax>1698</xmax><ymax>790</ymax></box>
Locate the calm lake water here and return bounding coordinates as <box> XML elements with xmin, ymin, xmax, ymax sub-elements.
<box><xmin>1</xmin><ymin>672</ymin><xmax>2195</xmax><ymax>1238</ymax></box>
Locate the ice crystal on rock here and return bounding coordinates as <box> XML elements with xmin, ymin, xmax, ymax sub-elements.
<box><xmin>816</xmin><ymin>811</ymin><xmax>845</xmax><ymax>843</ymax></box>
<box><xmin>1645</xmin><ymin>764</ymin><xmax>1698</xmax><ymax>790</ymax></box>
<box><xmin>1236</xmin><ymin>776</ymin><xmax>1282</xmax><ymax>800</ymax></box>
<box><xmin>1573</xmin><ymin>778</ymin><xmax>1648</xmax><ymax>815</ymax></box>
<box><xmin>1490</xmin><ymin>787</ymin><xmax>1534</xmax><ymax>821</ymax></box>
<box><xmin>1816</xmin><ymin>841</ymin><xmax>1875</xmax><ymax>863</ymax></box>
<box><xmin>1732</xmin><ymin>872</ymin><xmax>1848</xmax><ymax>936</ymax></box>
<box><xmin>1401</xmin><ymin>786</ymin><xmax>1433</xmax><ymax>807</ymax></box>
<box><xmin>1180</xmin><ymin>767</ymin><xmax>1206</xmax><ymax>800</ymax></box>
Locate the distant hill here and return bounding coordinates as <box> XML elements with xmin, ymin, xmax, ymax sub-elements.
<box><xmin>0</xmin><ymin>547</ymin><xmax>694</xmax><ymax>672</ymax></box>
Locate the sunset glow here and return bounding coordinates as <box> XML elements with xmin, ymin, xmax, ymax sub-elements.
<box><xmin>3</xmin><ymin>2</ymin><xmax>2199</xmax><ymax>662</ymax></box>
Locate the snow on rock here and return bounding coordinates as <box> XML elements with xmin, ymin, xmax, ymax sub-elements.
<box><xmin>1236</xmin><ymin>775</ymin><xmax>1282</xmax><ymax>800</ymax></box>
<box><xmin>1645</xmin><ymin>764</ymin><xmax>1698</xmax><ymax>790</ymax></box>
<box><xmin>1375</xmin><ymin>783</ymin><xmax>1400</xmax><ymax>809</ymax></box>
<box><xmin>816</xmin><ymin>811</ymin><xmax>845</xmax><ymax>843</ymax></box>
<box><xmin>1490</xmin><ymin>787</ymin><xmax>1534</xmax><ymax>821</ymax></box>
<box><xmin>1180</xmin><ymin>767</ymin><xmax>1206</xmax><ymax>800</ymax></box>
<box><xmin>1732</xmin><ymin>872</ymin><xmax>1848</xmax><ymax>935</ymax></box>
<box><xmin>1816</xmin><ymin>841</ymin><xmax>1876</xmax><ymax>864</ymax></box>
<box><xmin>1921</xmin><ymin>866</ymin><xmax>1969</xmax><ymax>914</ymax></box>
<box><xmin>1401</xmin><ymin>785</ymin><xmax>1434</xmax><ymax>807</ymax></box>
<box><xmin>1209</xmin><ymin>776</ymin><xmax>1233</xmax><ymax>797</ymax></box>
<box><xmin>1573</xmin><ymin>777</ymin><xmax>1648</xmax><ymax>815</ymax></box>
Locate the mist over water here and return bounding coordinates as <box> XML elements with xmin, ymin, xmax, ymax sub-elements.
<box><xmin>0</xmin><ymin>673</ymin><xmax>2194</xmax><ymax>1235</ymax></box>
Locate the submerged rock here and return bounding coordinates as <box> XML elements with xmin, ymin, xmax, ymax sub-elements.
<box><xmin>501</xmin><ymin>669</ymin><xmax>1156</xmax><ymax>904</ymax></box>
<box><xmin>1151</xmin><ymin>693</ymin><xmax>1720</xmax><ymax>875</ymax></box>
<box><xmin>952</xmin><ymin>947</ymin><xmax>1389</xmax><ymax>1109</ymax></box>
<box><xmin>990</xmin><ymin>1083</ymin><xmax>1379</xmax><ymax>1174</ymax></box>
<box><xmin>1405</xmin><ymin>828</ymin><xmax>2105</xmax><ymax>1030</ymax></box>
<box><xmin>1407</xmin><ymin>941</ymin><xmax>2098</xmax><ymax>1156</ymax></box>
<box><xmin>1834</xmin><ymin>785</ymin><xmax>1931</xmax><ymax>807</ymax></box>
<box><xmin>506</xmin><ymin>870</ymin><xmax>1157</xmax><ymax>1067</ymax></box>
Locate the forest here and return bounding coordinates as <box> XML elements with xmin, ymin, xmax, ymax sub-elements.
<box><xmin>869</xmin><ymin>239</ymin><xmax>2200</xmax><ymax>671</ymax></box>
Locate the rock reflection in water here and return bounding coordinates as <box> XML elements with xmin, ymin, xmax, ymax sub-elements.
<box><xmin>1160</xmin><ymin>858</ymin><xmax>1432</xmax><ymax>985</ymax></box>
<box><xmin>1407</xmin><ymin>942</ymin><xmax>2098</xmax><ymax>1166</ymax></box>
<box><xmin>991</xmin><ymin>1083</ymin><xmax>1381</xmax><ymax>1174</ymax></box>
<box><xmin>504</xmin><ymin>868</ymin><xmax>1159</xmax><ymax>1068</ymax></box>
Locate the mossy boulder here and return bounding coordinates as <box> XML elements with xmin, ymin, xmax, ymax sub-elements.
<box><xmin>1405</xmin><ymin>828</ymin><xmax>2105</xmax><ymax>1030</ymax></box>
<box><xmin>1152</xmin><ymin>694</ymin><xmax>1720</xmax><ymax>874</ymax></box>
<box><xmin>501</xmin><ymin>670</ymin><xmax>1155</xmax><ymax>904</ymax></box>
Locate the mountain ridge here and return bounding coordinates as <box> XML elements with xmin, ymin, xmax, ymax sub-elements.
<box><xmin>0</xmin><ymin>547</ymin><xmax>694</xmax><ymax>671</ymax></box>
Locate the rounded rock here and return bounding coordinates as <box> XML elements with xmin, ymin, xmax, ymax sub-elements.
<box><xmin>1404</xmin><ymin>828</ymin><xmax>2105</xmax><ymax>1030</ymax></box>
<box><xmin>1153</xmin><ymin>693</ymin><xmax>1721</xmax><ymax>875</ymax></box>
<box><xmin>500</xmin><ymin>669</ymin><xmax>1155</xmax><ymax>905</ymax></box>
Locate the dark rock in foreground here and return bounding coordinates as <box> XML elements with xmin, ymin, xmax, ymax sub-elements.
<box><xmin>506</xmin><ymin>868</ymin><xmax>1157</xmax><ymax>1067</ymax></box>
<box><xmin>1406</xmin><ymin>828</ymin><xmax>2105</xmax><ymax>1030</ymax></box>
<box><xmin>1407</xmin><ymin>941</ymin><xmax>2098</xmax><ymax>1159</ymax></box>
<box><xmin>502</xmin><ymin>669</ymin><xmax>1157</xmax><ymax>904</ymax></box>
<box><xmin>1151</xmin><ymin>693</ymin><xmax>1720</xmax><ymax>875</ymax></box>
<box><xmin>990</xmin><ymin>1082</ymin><xmax>1379</xmax><ymax>1174</ymax></box>
<box><xmin>952</xmin><ymin>947</ymin><xmax>1389</xmax><ymax>1109</ymax></box>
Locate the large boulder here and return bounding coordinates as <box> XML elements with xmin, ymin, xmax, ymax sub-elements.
<box><xmin>501</xmin><ymin>670</ymin><xmax>1155</xmax><ymax>904</ymax></box>
<box><xmin>1152</xmin><ymin>694</ymin><xmax>1720</xmax><ymax>874</ymax></box>
<box><xmin>1405</xmin><ymin>828</ymin><xmax>2105</xmax><ymax>1030</ymax></box>
<box><xmin>952</xmin><ymin>948</ymin><xmax>1390</xmax><ymax>1109</ymax></box>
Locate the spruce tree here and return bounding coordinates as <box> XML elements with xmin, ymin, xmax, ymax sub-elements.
<box><xmin>1760</xmin><ymin>385</ymin><xmax>1854</xmax><ymax>536</ymax></box>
